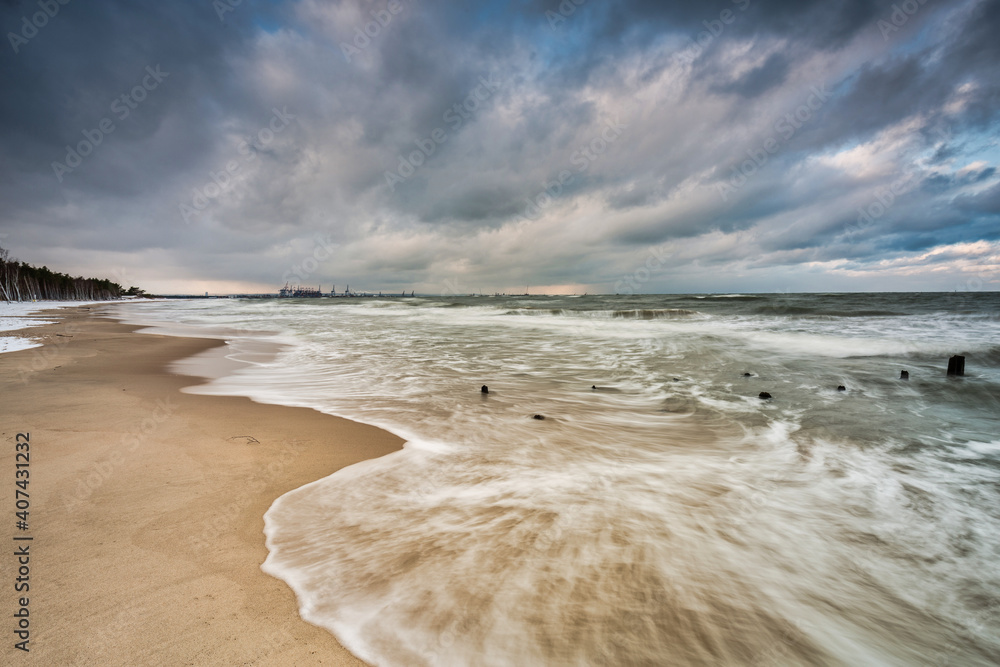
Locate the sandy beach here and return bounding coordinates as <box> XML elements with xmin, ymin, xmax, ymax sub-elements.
<box><xmin>0</xmin><ymin>305</ymin><xmax>402</xmax><ymax>665</ymax></box>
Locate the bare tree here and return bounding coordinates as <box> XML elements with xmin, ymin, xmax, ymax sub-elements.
<box><xmin>0</xmin><ymin>244</ymin><xmax>12</xmax><ymax>302</ymax></box>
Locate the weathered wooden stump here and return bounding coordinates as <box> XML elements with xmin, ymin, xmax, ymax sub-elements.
<box><xmin>947</xmin><ymin>356</ymin><xmax>965</xmax><ymax>377</ymax></box>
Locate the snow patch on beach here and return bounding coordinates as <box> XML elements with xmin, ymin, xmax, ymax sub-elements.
<box><xmin>0</xmin><ymin>336</ymin><xmax>39</xmax><ymax>353</ymax></box>
<box><xmin>0</xmin><ymin>301</ymin><xmax>101</xmax><ymax>355</ymax></box>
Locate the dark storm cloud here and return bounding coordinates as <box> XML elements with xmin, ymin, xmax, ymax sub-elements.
<box><xmin>0</xmin><ymin>0</ymin><xmax>998</xmax><ymax>294</ymax></box>
<box><xmin>710</xmin><ymin>52</ymin><xmax>790</xmax><ymax>98</ymax></box>
<box><xmin>0</xmin><ymin>1</ymin><xmax>264</xmax><ymax>161</ymax></box>
<box><xmin>956</xmin><ymin>181</ymin><xmax>1000</xmax><ymax>215</ymax></box>
<box><xmin>534</xmin><ymin>0</ymin><xmax>890</xmax><ymax>50</ymax></box>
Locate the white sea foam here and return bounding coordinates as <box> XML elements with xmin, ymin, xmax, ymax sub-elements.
<box><xmin>111</xmin><ymin>294</ymin><xmax>1000</xmax><ymax>666</ymax></box>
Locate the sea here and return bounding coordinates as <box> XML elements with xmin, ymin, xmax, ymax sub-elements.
<box><xmin>111</xmin><ymin>292</ymin><xmax>1000</xmax><ymax>666</ymax></box>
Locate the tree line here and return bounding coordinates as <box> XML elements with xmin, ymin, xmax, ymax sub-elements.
<box><xmin>0</xmin><ymin>244</ymin><xmax>142</xmax><ymax>301</ymax></box>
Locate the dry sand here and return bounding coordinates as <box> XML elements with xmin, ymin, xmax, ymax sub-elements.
<box><xmin>0</xmin><ymin>305</ymin><xmax>402</xmax><ymax>665</ymax></box>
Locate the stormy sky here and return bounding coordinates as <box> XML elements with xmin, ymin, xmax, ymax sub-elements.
<box><xmin>1</xmin><ymin>0</ymin><xmax>998</xmax><ymax>295</ymax></box>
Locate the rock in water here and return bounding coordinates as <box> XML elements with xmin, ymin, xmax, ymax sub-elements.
<box><xmin>947</xmin><ymin>355</ymin><xmax>965</xmax><ymax>376</ymax></box>
<box><xmin>532</xmin><ymin>414</ymin><xmax>545</xmax><ymax>420</ymax></box>
<box><xmin>837</xmin><ymin>385</ymin><xmax>846</xmax><ymax>392</ymax></box>
<box><xmin>743</xmin><ymin>372</ymin><xmax>752</xmax><ymax>377</ymax></box>
<box><xmin>481</xmin><ymin>385</ymin><xmax>489</xmax><ymax>394</ymax></box>
<box><xmin>759</xmin><ymin>392</ymin><xmax>772</xmax><ymax>399</ymax></box>
<box><xmin>900</xmin><ymin>370</ymin><xmax>909</xmax><ymax>380</ymax></box>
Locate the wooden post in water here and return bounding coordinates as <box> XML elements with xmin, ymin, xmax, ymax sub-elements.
<box><xmin>947</xmin><ymin>355</ymin><xmax>965</xmax><ymax>376</ymax></box>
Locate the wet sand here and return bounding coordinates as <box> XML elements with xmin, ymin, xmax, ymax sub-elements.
<box><xmin>0</xmin><ymin>305</ymin><xmax>402</xmax><ymax>665</ymax></box>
